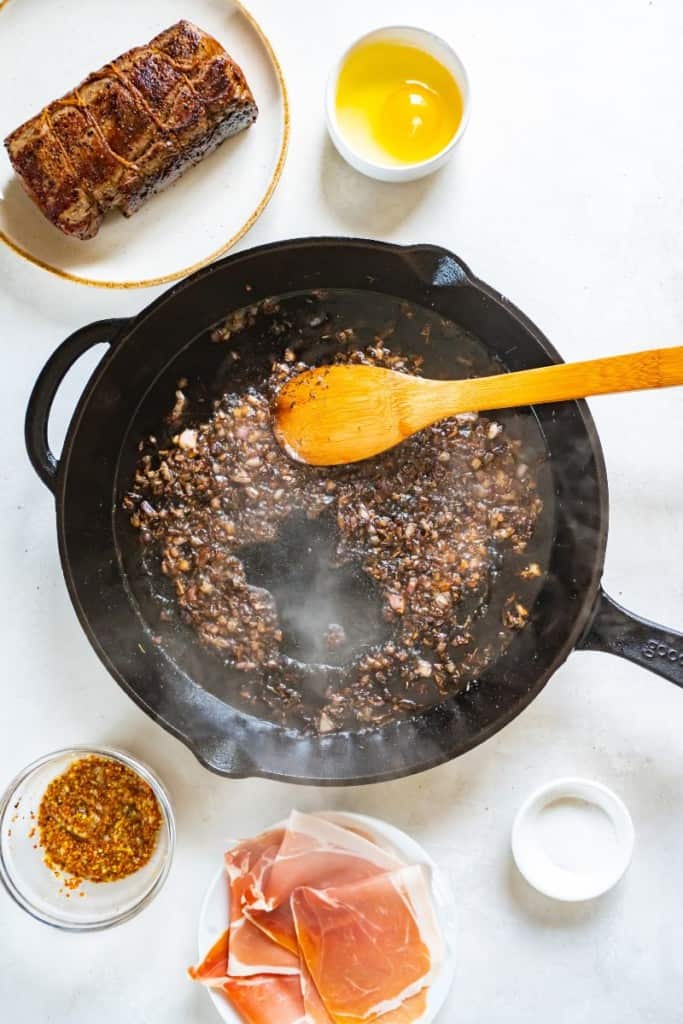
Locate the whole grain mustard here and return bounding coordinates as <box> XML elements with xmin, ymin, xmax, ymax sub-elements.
<box><xmin>37</xmin><ymin>755</ymin><xmax>161</xmax><ymax>888</ymax></box>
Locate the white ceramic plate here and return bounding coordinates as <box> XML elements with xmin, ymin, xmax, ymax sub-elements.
<box><xmin>0</xmin><ymin>0</ymin><xmax>288</xmax><ymax>288</ymax></box>
<box><xmin>197</xmin><ymin>811</ymin><xmax>457</xmax><ymax>1024</ymax></box>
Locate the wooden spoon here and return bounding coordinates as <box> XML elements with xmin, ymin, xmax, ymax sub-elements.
<box><xmin>274</xmin><ymin>345</ymin><xmax>683</xmax><ymax>465</ymax></box>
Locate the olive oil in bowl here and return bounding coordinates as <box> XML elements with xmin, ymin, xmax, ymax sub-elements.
<box><xmin>328</xmin><ymin>29</ymin><xmax>469</xmax><ymax>180</ymax></box>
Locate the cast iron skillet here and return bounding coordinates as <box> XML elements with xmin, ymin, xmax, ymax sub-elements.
<box><xmin>25</xmin><ymin>238</ymin><xmax>683</xmax><ymax>784</ymax></box>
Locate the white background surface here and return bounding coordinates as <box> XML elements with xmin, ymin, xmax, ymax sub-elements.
<box><xmin>1</xmin><ymin>1</ymin><xmax>682</xmax><ymax>1021</ymax></box>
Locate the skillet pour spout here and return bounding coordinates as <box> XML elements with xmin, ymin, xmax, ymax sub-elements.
<box><xmin>24</xmin><ymin>237</ymin><xmax>683</xmax><ymax>784</ymax></box>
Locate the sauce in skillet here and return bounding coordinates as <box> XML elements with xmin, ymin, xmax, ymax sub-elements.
<box><xmin>124</xmin><ymin>295</ymin><xmax>546</xmax><ymax>735</ymax></box>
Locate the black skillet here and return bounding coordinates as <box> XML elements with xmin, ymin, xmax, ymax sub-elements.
<box><xmin>25</xmin><ymin>238</ymin><xmax>683</xmax><ymax>784</ymax></box>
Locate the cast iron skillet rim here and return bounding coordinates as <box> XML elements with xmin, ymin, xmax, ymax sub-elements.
<box><xmin>51</xmin><ymin>237</ymin><xmax>610</xmax><ymax>783</ymax></box>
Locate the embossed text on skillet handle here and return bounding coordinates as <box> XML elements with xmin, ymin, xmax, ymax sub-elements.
<box><xmin>579</xmin><ymin>589</ymin><xmax>683</xmax><ymax>688</ymax></box>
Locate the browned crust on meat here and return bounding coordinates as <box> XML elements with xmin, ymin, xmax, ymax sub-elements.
<box><xmin>4</xmin><ymin>21</ymin><xmax>258</xmax><ymax>239</ymax></box>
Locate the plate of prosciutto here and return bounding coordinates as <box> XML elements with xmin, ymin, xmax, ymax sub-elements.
<box><xmin>189</xmin><ymin>810</ymin><xmax>457</xmax><ymax>1024</ymax></box>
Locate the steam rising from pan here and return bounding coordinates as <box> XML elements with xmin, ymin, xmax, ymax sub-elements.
<box><xmin>240</xmin><ymin>514</ymin><xmax>391</xmax><ymax>668</ymax></box>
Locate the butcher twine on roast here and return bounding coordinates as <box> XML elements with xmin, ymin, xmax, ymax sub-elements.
<box><xmin>4</xmin><ymin>21</ymin><xmax>258</xmax><ymax>239</ymax></box>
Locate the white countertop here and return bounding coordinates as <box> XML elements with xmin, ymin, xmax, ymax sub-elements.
<box><xmin>2</xmin><ymin>0</ymin><xmax>683</xmax><ymax>1021</ymax></box>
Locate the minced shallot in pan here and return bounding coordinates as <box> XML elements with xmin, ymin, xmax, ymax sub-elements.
<box><xmin>125</xmin><ymin>337</ymin><xmax>542</xmax><ymax>733</ymax></box>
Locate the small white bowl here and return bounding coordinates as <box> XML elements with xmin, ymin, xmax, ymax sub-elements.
<box><xmin>326</xmin><ymin>25</ymin><xmax>471</xmax><ymax>182</ymax></box>
<box><xmin>512</xmin><ymin>777</ymin><xmax>635</xmax><ymax>902</ymax></box>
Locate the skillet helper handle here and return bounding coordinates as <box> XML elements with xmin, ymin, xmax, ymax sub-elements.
<box><xmin>580</xmin><ymin>590</ymin><xmax>683</xmax><ymax>688</ymax></box>
<box><xmin>25</xmin><ymin>319</ymin><xmax>128</xmax><ymax>493</ymax></box>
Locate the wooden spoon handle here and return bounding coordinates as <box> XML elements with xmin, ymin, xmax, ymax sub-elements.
<box><xmin>415</xmin><ymin>345</ymin><xmax>683</xmax><ymax>427</ymax></box>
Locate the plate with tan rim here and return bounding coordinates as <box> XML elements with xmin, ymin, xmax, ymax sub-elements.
<box><xmin>0</xmin><ymin>0</ymin><xmax>289</xmax><ymax>288</ymax></box>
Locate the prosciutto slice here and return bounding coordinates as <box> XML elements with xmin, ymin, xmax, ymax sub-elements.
<box><xmin>188</xmin><ymin>929</ymin><xmax>229</xmax><ymax>987</ymax></box>
<box><xmin>299</xmin><ymin>956</ymin><xmax>333</xmax><ymax>1024</ymax></box>
<box><xmin>189</xmin><ymin>933</ymin><xmax>306</xmax><ymax>1024</ymax></box>
<box><xmin>219</xmin><ymin>975</ymin><xmax>308</xmax><ymax>1024</ymax></box>
<box><xmin>292</xmin><ymin>865</ymin><xmax>443</xmax><ymax>1024</ymax></box>
<box><xmin>225</xmin><ymin>830</ymin><xmax>299</xmax><ymax>976</ymax></box>
<box><xmin>245</xmin><ymin>812</ymin><xmax>402</xmax><ymax>954</ymax></box>
<box><xmin>299</xmin><ymin>957</ymin><xmax>428</xmax><ymax>1024</ymax></box>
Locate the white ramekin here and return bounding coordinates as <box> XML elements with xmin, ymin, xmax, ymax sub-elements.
<box><xmin>325</xmin><ymin>25</ymin><xmax>471</xmax><ymax>183</ymax></box>
<box><xmin>511</xmin><ymin>777</ymin><xmax>635</xmax><ymax>902</ymax></box>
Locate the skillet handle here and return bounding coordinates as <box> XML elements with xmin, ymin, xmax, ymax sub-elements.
<box><xmin>579</xmin><ymin>589</ymin><xmax>683</xmax><ymax>687</ymax></box>
<box><xmin>25</xmin><ymin>319</ymin><xmax>128</xmax><ymax>493</ymax></box>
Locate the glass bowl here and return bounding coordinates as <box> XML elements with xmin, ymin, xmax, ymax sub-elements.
<box><xmin>0</xmin><ymin>746</ymin><xmax>175</xmax><ymax>930</ymax></box>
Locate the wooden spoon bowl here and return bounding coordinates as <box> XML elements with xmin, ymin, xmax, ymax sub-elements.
<box><xmin>274</xmin><ymin>346</ymin><xmax>683</xmax><ymax>465</ymax></box>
